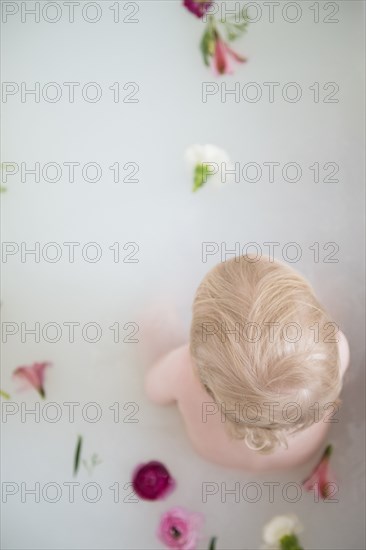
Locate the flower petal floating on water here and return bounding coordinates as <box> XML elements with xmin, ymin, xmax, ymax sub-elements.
<box><xmin>132</xmin><ymin>460</ymin><xmax>175</xmax><ymax>500</ymax></box>
<box><xmin>196</xmin><ymin>11</ymin><xmax>248</xmax><ymax>73</ymax></box>
<box><xmin>302</xmin><ymin>444</ymin><xmax>335</xmax><ymax>499</ymax></box>
<box><xmin>13</xmin><ymin>361</ymin><xmax>51</xmax><ymax>398</ymax></box>
<box><xmin>213</xmin><ymin>36</ymin><xmax>247</xmax><ymax>75</ymax></box>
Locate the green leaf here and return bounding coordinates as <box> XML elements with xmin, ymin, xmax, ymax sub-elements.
<box><xmin>208</xmin><ymin>536</ymin><xmax>217</xmax><ymax>550</ymax></box>
<box><xmin>223</xmin><ymin>19</ymin><xmax>248</xmax><ymax>42</ymax></box>
<box><xmin>0</xmin><ymin>389</ymin><xmax>10</xmax><ymax>399</ymax></box>
<box><xmin>193</xmin><ymin>164</ymin><xmax>212</xmax><ymax>192</ymax></box>
<box><xmin>200</xmin><ymin>17</ymin><xmax>216</xmax><ymax>66</ymax></box>
<box><xmin>279</xmin><ymin>534</ymin><xmax>304</xmax><ymax>550</ymax></box>
<box><xmin>200</xmin><ymin>29</ymin><xmax>213</xmax><ymax>66</ymax></box>
<box><xmin>74</xmin><ymin>435</ymin><xmax>83</xmax><ymax>476</ymax></box>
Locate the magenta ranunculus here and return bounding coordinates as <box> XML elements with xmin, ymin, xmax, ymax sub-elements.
<box><xmin>183</xmin><ymin>0</ymin><xmax>213</xmax><ymax>18</ymax></box>
<box><xmin>132</xmin><ymin>461</ymin><xmax>175</xmax><ymax>500</ymax></box>
<box><xmin>158</xmin><ymin>507</ymin><xmax>204</xmax><ymax>550</ymax></box>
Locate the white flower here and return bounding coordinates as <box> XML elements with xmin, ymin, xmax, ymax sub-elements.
<box><xmin>185</xmin><ymin>144</ymin><xmax>230</xmax><ymax>167</ymax></box>
<box><xmin>185</xmin><ymin>144</ymin><xmax>234</xmax><ymax>191</ymax></box>
<box><xmin>262</xmin><ymin>514</ymin><xmax>303</xmax><ymax>549</ymax></box>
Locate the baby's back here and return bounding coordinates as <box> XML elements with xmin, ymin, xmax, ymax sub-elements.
<box><xmin>175</xmin><ymin>345</ymin><xmax>334</xmax><ymax>472</ymax></box>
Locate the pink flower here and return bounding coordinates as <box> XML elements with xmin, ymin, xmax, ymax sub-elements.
<box><xmin>302</xmin><ymin>444</ymin><xmax>335</xmax><ymax>499</ymax></box>
<box><xmin>158</xmin><ymin>507</ymin><xmax>204</xmax><ymax>550</ymax></box>
<box><xmin>13</xmin><ymin>361</ymin><xmax>51</xmax><ymax>398</ymax></box>
<box><xmin>213</xmin><ymin>36</ymin><xmax>247</xmax><ymax>75</ymax></box>
<box><xmin>183</xmin><ymin>0</ymin><xmax>213</xmax><ymax>18</ymax></box>
<box><xmin>132</xmin><ymin>460</ymin><xmax>175</xmax><ymax>500</ymax></box>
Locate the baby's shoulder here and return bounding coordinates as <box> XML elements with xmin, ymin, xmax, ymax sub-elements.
<box><xmin>145</xmin><ymin>344</ymin><xmax>191</xmax><ymax>405</ymax></box>
<box><xmin>171</xmin><ymin>344</ymin><xmax>192</xmax><ymax>378</ymax></box>
<box><xmin>338</xmin><ymin>330</ymin><xmax>350</xmax><ymax>378</ymax></box>
<box><xmin>161</xmin><ymin>344</ymin><xmax>190</xmax><ymax>373</ymax></box>
<box><xmin>169</xmin><ymin>344</ymin><xmax>199</xmax><ymax>397</ymax></box>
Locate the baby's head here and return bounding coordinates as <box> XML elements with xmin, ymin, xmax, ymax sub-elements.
<box><xmin>190</xmin><ymin>255</ymin><xmax>342</xmax><ymax>453</ymax></box>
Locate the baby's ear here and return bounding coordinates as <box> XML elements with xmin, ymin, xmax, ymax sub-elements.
<box><xmin>338</xmin><ymin>330</ymin><xmax>350</xmax><ymax>378</ymax></box>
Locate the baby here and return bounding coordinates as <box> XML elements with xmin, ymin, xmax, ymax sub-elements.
<box><xmin>145</xmin><ymin>255</ymin><xmax>350</xmax><ymax>471</ymax></box>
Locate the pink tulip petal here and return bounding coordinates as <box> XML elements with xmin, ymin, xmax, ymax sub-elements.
<box><xmin>214</xmin><ymin>39</ymin><xmax>230</xmax><ymax>75</ymax></box>
<box><xmin>302</xmin><ymin>444</ymin><xmax>335</xmax><ymax>500</ymax></box>
<box><xmin>224</xmin><ymin>43</ymin><xmax>247</xmax><ymax>63</ymax></box>
<box><xmin>212</xmin><ymin>37</ymin><xmax>246</xmax><ymax>75</ymax></box>
<box><xmin>13</xmin><ymin>362</ymin><xmax>51</xmax><ymax>398</ymax></box>
<box><xmin>33</xmin><ymin>362</ymin><xmax>49</xmax><ymax>381</ymax></box>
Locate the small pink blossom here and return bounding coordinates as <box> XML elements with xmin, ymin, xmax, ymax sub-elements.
<box><xmin>13</xmin><ymin>361</ymin><xmax>51</xmax><ymax>398</ymax></box>
<box><xmin>132</xmin><ymin>460</ymin><xmax>175</xmax><ymax>500</ymax></box>
<box><xmin>158</xmin><ymin>507</ymin><xmax>204</xmax><ymax>550</ymax></box>
<box><xmin>302</xmin><ymin>444</ymin><xmax>335</xmax><ymax>499</ymax></box>
<box><xmin>183</xmin><ymin>0</ymin><xmax>213</xmax><ymax>18</ymax></box>
<box><xmin>213</xmin><ymin>36</ymin><xmax>247</xmax><ymax>75</ymax></box>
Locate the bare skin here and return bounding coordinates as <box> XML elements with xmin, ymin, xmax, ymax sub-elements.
<box><xmin>145</xmin><ymin>333</ymin><xmax>350</xmax><ymax>472</ymax></box>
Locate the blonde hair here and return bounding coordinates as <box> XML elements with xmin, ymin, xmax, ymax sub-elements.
<box><xmin>190</xmin><ymin>255</ymin><xmax>342</xmax><ymax>454</ymax></box>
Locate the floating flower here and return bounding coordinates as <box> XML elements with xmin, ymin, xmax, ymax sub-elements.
<box><xmin>302</xmin><ymin>444</ymin><xmax>335</xmax><ymax>499</ymax></box>
<box><xmin>262</xmin><ymin>514</ymin><xmax>303</xmax><ymax>550</ymax></box>
<box><xmin>185</xmin><ymin>144</ymin><xmax>233</xmax><ymax>191</ymax></box>
<box><xmin>212</xmin><ymin>35</ymin><xmax>247</xmax><ymax>75</ymax></box>
<box><xmin>132</xmin><ymin>460</ymin><xmax>175</xmax><ymax>500</ymax></box>
<box><xmin>183</xmin><ymin>0</ymin><xmax>213</xmax><ymax>18</ymax></box>
<box><xmin>13</xmin><ymin>361</ymin><xmax>51</xmax><ymax>398</ymax></box>
<box><xmin>189</xmin><ymin>7</ymin><xmax>248</xmax><ymax>72</ymax></box>
<box><xmin>158</xmin><ymin>506</ymin><xmax>204</xmax><ymax>550</ymax></box>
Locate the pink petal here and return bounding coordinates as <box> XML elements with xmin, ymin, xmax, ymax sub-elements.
<box><xmin>214</xmin><ymin>39</ymin><xmax>230</xmax><ymax>75</ymax></box>
<box><xmin>302</xmin><ymin>445</ymin><xmax>334</xmax><ymax>499</ymax></box>
<box><xmin>13</xmin><ymin>362</ymin><xmax>51</xmax><ymax>397</ymax></box>
<box><xmin>33</xmin><ymin>362</ymin><xmax>50</xmax><ymax>380</ymax></box>
<box><xmin>224</xmin><ymin>43</ymin><xmax>247</xmax><ymax>63</ymax></box>
<box><xmin>14</xmin><ymin>367</ymin><xmax>39</xmax><ymax>388</ymax></box>
<box><xmin>158</xmin><ymin>507</ymin><xmax>204</xmax><ymax>550</ymax></box>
